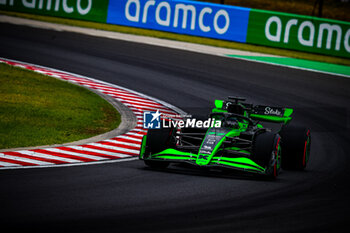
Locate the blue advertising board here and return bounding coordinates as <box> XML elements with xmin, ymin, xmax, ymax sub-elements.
<box><xmin>107</xmin><ymin>0</ymin><xmax>250</xmax><ymax>42</ymax></box>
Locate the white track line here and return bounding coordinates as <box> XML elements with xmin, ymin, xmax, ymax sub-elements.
<box><xmin>0</xmin><ymin>157</ymin><xmax>139</xmax><ymax>170</ymax></box>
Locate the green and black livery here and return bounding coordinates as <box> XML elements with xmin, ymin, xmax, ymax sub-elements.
<box><xmin>139</xmin><ymin>97</ymin><xmax>311</xmax><ymax>178</ymax></box>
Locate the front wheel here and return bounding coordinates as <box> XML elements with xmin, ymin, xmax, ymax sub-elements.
<box><xmin>251</xmin><ymin>132</ymin><xmax>281</xmax><ymax>179</ymax></box>
<box><xmin>140</xmin><ymin>127</ymin><xmax>175</xmax><ymax>169</ymax></box>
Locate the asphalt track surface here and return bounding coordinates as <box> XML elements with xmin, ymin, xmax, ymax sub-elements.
<box><xmin>1</xmin><ymin>23</ymin><xmax>349</xmax><ymax>233</ymax></box>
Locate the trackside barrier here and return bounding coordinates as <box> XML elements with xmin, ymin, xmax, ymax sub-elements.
<box><xmin>1</xmin><ymin>0</ymin><xmax>349</xmax><ymax>58</ymax></box>
<box><xmin>106</xmin><ymin>0</ymin><xmax>250</xmax><ymax>43</ymax></box>
<box><xmin>0</xmin><ymin>0</ymin><xmax>110</xmax><ymax>22</ymax></box>
<box><xmin>247</xmin><ymin>9</ymin><xmax>350</xmax><ymax>59</ymax></box>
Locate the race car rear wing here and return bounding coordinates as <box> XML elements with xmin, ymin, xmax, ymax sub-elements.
<box><xmin>249</xmin><ymin>105</ymin><xmax>293</xmax><ymax>124</ymax></box>
<box><xmin>213</xmin><ymin>99</ymin><xmax>293</xmax><ymax>124</ymax></box>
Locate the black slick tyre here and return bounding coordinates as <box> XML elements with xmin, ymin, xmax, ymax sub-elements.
<box><xmin>252</xmin><ymin>132</ymin><xmax>281</xmax><ymax>178</ymax></box>
<box><xmin>143</xmin><ymin>127</ymin><xmax>175</xmax><ymax>169</ymax></box>
<box><xmin>279</xmin><ymin>125</ymin><xmax>311</xmax><ymax>170</ymax></box>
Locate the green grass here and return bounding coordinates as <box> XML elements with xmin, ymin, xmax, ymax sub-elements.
<box><xmin>0</xmin><ymin>63</ymin><xmax>121</xmax><ymax>149</ymax></box>
<box><xmin>1</xmin><ymin>11</ymin><xmax>350</xmax><ymax>66</ymax></box>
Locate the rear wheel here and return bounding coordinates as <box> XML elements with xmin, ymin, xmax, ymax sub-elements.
<box><xmin>252</xmin><ymin>132</ymin><xmax>281</xmax><ymax>178</ymax></box>
<box><xmin>280</xmin><ymin>125</ymin><xmax>311</xmax><ymax>170</ymax></box>
<box><xmin>142</xmin><ymin>128</ymin><xmax>175</xmax><ymax>169</ymax></box>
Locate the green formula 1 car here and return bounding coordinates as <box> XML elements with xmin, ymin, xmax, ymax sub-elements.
<box><xmin>139</xmin><ymin>97</ymin><xmax>311</xmax><ymax>178</ymax></box>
